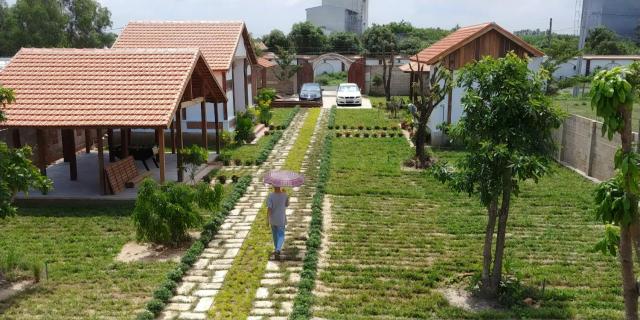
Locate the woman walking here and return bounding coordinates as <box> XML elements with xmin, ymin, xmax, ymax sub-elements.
<box><xmin>264</xmin><ymin>170</ymin><xmax>304</xmax><ymax>261</ymax></box>
<box><xmin>267</xmin><ymin>186</ymin><xmax>289</xmax><ymax>260</ymax></box>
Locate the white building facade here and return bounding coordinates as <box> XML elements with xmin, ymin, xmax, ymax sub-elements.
<box><xmin>306</xmin><ymin>0</ymin><xmax>369</xmax><ymax>35</ymax></box>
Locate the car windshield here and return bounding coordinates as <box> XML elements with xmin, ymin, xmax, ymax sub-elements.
<box><xmin>338</xmin><ymin>85</ymin><xmax>359</xmax><ymax>92</ymax></box>
<box><xmin>302</xmin><ymin>84</ymin><xmax>320</xmax><ymax>91</ymax></box>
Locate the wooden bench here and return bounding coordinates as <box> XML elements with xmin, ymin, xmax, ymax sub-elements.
<box><xmin>104</xmin><ymin>156</ymin><xmax>152</xmax><ymax>194</ymax></box>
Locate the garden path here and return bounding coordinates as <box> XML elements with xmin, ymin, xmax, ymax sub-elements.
<box><xmin>158</xmin><ymin>110</ymin><xmax>308</xmax><ymax>320</ymax></box>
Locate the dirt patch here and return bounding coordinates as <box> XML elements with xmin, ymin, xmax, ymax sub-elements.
<box><xmin>438</xmin><ymin>287</ymin><xmax>501</xmax><ymax>312</ymax></box>
<box><xmin>116</xmin><ymin>232</ymin><xmax>200</xmax><ymax>263</ymax></box>
<box><xmin>0</xmin><ymin>280</ymin><xmax>35</xmax><ymax>302</ymax></box>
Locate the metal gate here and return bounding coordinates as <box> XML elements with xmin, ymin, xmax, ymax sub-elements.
<box><xmin>347</xmin><ymin>57</ymin><xmax>365</xmax><ymax>90</ymax></box>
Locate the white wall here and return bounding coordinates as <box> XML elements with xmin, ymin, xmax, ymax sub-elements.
<box><xmin>553</xmin><ymin>57</ymin><xmax>640</xmax><ymax>79</ymax></box>
<box><xmin>315</xmin><ymin>59</ymin><xmax>344</xmax><ymax>75</ymax></box>
<box><xmin>232</xmin><ymin>37</ymin><xmax>248</xmax><ymax>113</ymax></box>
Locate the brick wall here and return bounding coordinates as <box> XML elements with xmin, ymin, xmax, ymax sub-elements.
<box><xmin>0</xmin><ymin>128</ymin><xmax>90</xmax><ymax>167</ymax></box>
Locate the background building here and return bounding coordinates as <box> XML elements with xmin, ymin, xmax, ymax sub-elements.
<box><xmin>306</xmin><ymin>0</ymin><xmax>369</xmax><ymax>35</ymax></box>
<box><xmin>580</xmin><ymin>0</ymin><xmax>640</xmax><ymax>39</ymax></box>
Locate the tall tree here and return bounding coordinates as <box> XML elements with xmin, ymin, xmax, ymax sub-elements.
<box><xmin>585</xmin><ymin>26</ymin><xmax>634</xmax><ymax>55</ymax></box>
<box><xmin>60</xmin><ymin>0</ymin><xmax>116</xmax><ymax>48</ymax></box>
<box><xmin>2</xmin><ymin>0</ymin><xmax>67</xmax><ymax>55</ymax></box>
<box><xmin>591</xmin><ymin>63</ymin><xmax>640</xmax><ymax>320</ymax></box>
<box><xmin>273</xmin><ymin>47</ymin><xmax>301</xmax><ymax>94</ymax></box>
<box><xmin>262</xmin><ymin>29</ymin><xmax>291</xmax><ymax>54</ymax></box>
<box><xmin>288</xmin><ymin>21</ymin><xmax>327</xmax><ymax>55</ymax></box>
<box><xmin>541</xmin><ymin>36</ymin><xmax>581</xmax><ymax>94</ymax></box>
<box><xmin>327</xmin><ymin>32</ymin><xmax>361</xmax><ymax>54</ymax></box>
<box><xmin>363</xmin><ymin>24</ymin><xmax>397</xmax><ymax>101</ymax></box>
<box><xmin>433</xmin><ymin>53</ymin><xmax>563</xmax><ymax>297</ymax></box>
<box><xmin>409</xmin><ymin>61</ymin><xmax>451</xmax><ymax>167</ymax></box>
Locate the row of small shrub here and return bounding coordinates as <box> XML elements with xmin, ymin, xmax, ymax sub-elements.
<box><xmin>136</xmin><ymin>176</ymin><xmax>252</xmax><ymax>320</ymax></box>
<box><xmin>327</xmin><ymin>106</ymin><xmax>336</xmax><ymax>129</ymax></box>
<box><xmin>336</xmin><ymin>131</ymin><xmax>401</xmax><ymax>138</ymax></box>
<box><xmin>329</xmin><ymin>124</ymin><xmax>400</xmax><ymax>131</ymax></box>
<box><xmin>272</xmin><ymin>106</ymin><xmax>300</xmax><ymax>130</ymax></box>
<box><xmin>290</xmin><ymin>131</ymin><xmax>334</xmax><ymax>318</ymax></box>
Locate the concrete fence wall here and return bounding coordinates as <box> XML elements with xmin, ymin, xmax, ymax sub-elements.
<box><xmin>555</xmin><ymin>114</ymin><xmax>639</xmax><ymax>181</ymax></box>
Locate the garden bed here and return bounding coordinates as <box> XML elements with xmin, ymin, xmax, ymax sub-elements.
<box><xmin>332</xmin><ymin>109</ymin><xmax>400</xmax><ymax>129</ymax></box>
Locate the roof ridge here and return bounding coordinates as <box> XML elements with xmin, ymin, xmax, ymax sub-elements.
<box><xmin>127</xmin><ymin>20</ymin><xmax>245</xmax><ymax>25</ymax></box>
<box><xmin>19</xmin><ymin>48</ymin><xmax>201</xmax><ymax>54</ymax></box>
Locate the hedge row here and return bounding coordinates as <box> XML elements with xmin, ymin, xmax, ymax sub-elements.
<box><xmin>289</xmin><ymin>132</ymin><xmax>334</xmax><ymax>319</ymax></box>
<box><xmin>329</xmin><ymin>125</ymin><xmax>400</xmax><ymax>131</ymax></box>
<box><xmin>335</xmin><ymin>131</ymin><xmax>402</xmax><ymax>138</ymax></box>
<box><xmin>136</xmin><ymin>175</ymin><xmax>253</xmax><ymax>320</ymax></box>
<box><xmin>327</xmin><ymin>106</ymin><xmax>336</xmax><ymax>129</ymax></box>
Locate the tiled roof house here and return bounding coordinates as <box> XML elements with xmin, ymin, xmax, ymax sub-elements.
<box><xmin>113</xmin><ymin>21</ymin><xmax>259</xmax><ymax>131</ymax></box>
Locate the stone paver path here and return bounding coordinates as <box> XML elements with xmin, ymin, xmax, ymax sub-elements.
<box><xmin>248</xmin><ymin>108</ymin><xmax>328</xmax><ymax>320</ymax></box>
<box><xmin>159</xmin><ymin>110</ymin><xmax>309</xmax><ymax>320</ymax></box>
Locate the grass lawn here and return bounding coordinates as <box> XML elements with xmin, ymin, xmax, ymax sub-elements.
<box><xmin>333</xmin><ymin>109</ymin><xmax>400</xmax><ymax>129</ymax></box>
<box><xmin>271</xmin><ymin>108</ymin><xmax>298</xmax><ymax>128</ymax></box>
<box><xmin>553</xmin><ymin>91</ymin><xmax>640</xmax><ymax>124</ymax></box>
<box><xmin>0</xmin><ymin>205</ymin><xmax>174</xmax><ymax>319</ymax></box>
<box><xmin>313</xmin><ymin>111</ymin><xmax>623</xmax><ymax>318</ymax></box>
<box><xmin>223</xmin><ymin>135</ymin><xmax>271</xmax><ymax>164</ymax></box>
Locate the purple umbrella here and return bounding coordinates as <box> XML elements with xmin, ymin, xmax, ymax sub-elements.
<box><xmin>264</xmin><ymin>170</ymin><xmax>305</xmax><ymax>187</ymax></box>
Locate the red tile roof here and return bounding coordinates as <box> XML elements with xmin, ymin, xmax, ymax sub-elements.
<box><xmin>0</xmin><ymin>48</ymin><xmax>222</xmax><ymax>128</ymax></box>
<box><xmin>412</xmin><ymin>22</ymin><xmax>544</xmax><ymax>65</ymax></box>
<box><xmin>257</xmin><ymin>57</ymin><xmax>276</xmax><ymax>69</ymax></box>
<box><xmin>113</xmin><ymin>21</ymin><xmax>258</xmax><ymax>71</ymax></box>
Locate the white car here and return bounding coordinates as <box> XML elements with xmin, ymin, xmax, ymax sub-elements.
<box><xmin>336</xmin><ymin>83</ymin><xmax>362</xmax><ymax>106</ymax></box>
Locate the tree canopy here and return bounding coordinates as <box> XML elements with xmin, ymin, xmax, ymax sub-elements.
<box><xmin>288</xmin><ymin>21</ymin><xmax>327</xmax><ymax>55</ymax></box>
<box><xmin>327</xmin><ymin>32</ymin><xmax>362</xmax><ymax>54</ymax></box>
<box><xmin>585</xmin><ymin>26</ymin><xmax>639</xmax><ymax>55</ymax></box>
<box><xmin>0</xmin><ymin>0</ymin><xmax>116</xmax><ymax>56</ymax></box>
<box><xmin>262</xmin><ymin>29</ymin><xmax>291</xmax><ymax>55</ymax></box>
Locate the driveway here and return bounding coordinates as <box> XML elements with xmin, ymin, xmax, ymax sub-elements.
<box><xmin>321</xmin><ymin>88</ymin><xmax>372</xmax><ymax>109</ymax></box>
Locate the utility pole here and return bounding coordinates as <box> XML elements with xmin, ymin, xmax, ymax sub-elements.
<box><xmin>574</xmin><ymin>0</ymin><xmax>588</xmax><ymax>96</ymax></box>
<box><xmin>547</xmin><ymin>18</ymin><xmax>553</xmax><ymax>48</ymax></box>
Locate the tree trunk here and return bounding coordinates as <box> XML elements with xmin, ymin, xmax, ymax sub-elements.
<box><xmin>382</xmin><ymin>57</ymin><xmax>390</xmax><ymax>101</ymax></box>
<box><xmin>386</xmin><ymin>56</ymin><xmax>395</xmax><ymax>101</ymax></box>
<box><xmin>480</xmin><ymin>198</ymin><xmax>499</xmax><ymax>296</ymax></box>
<box><xmin>491</xmin><ymin>170</ymin><xmax>512</xmax><ymax>291</ymax></box>
<box><xmin>620</xmin><ymin>103</ymin><xmax>639</xmax><ymax>319</ymax></box>
<box><xmin>415</xmin><ymin>106</ymin><xmax>430</xmax><ymax>166</ymax></box>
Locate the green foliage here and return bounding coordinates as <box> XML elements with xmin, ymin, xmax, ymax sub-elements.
<box><xmin>0</xmin><ymin>143</ymin><xmax>52</xmax><ymax>218</ymax></box>
<box><xmin>363</xmin><ymin>24</ymin><xmax>397</xmax><ymax>57</ymax></box>
<box><xmin>327</xmin><ymin>31</ymin><xmax>362</xmax><ymax>54</ymax></box>
<box><xmin>585</xmin><ymin>26</ymin><xmax>639</xmax><ymax>55</ymax></box>
<box><xmin>387</xmin><ymin>21</ymin><xmax>451</xmax><ymax>55</ymax></box>
<box><xmin>145</xmin><ymin>299</ymin><xmax>164</xmax><ymax>315</ymax></box>
<box><xmin>593</xmin><ymin>224</ymin><xmax>621</xmax><ymax>257</ymax></box>
<box><xmin>234</xmin><ymin>112</ymin><xmax>255</xmax><ymax>144</ymax></box>
<box><xmin>0</xmin><ymin>0</ymin><xmax>116</xmax><ymax>56</ymax></box>
<box><xmin>262</xmin><ymin>29</ymin><xmax>291</xmax><ymax>54</ymax></box>
<box><xmin>132</xmin><ymin>180</ymin><xmax>204</xmax><ymax>246</ymax></box>
<box><xmin>315</xmin><ymin>71</ymin><xmax>347</xmax><ymax>86</ymax></box>
<box><xmin>288</xmin><ymin>21</ymin><xmax>327</xmax><ymax>54</ymax></box>
<box><xmin>273</xmin><ymin>46</ymin><xmax>301</xmax><ymax>82</ymax></box>
<box><xmin>195</xmin><ymin>182</ymin><xmax>224</xmax><ymax>211</ymax></box>
<box><xmin>179</xmin><ymin>145</ymin><xmax>208</xmax><ymax>182</ymax></box>
<box><xmin>590</xmin><ymin>65</ymin><xmax>638</xmax><ymax>140</ymax></box>
<box><xmin>255</xmin><ymin>87</ymin><xmax>277</xmax><ymax>106</ymax></box>
<box><xmin>327</xmin><ymin>106</ymin><xmax>336</xmax><ymax>129</ymax></box>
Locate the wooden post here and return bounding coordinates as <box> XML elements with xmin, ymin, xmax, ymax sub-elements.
<box><xmin>176</xmin><ymin>107</ymin><xmax>184</xmax><ymax>182</ymax></box>
<box><xmin>157</xmin><ymin>128</ymin><xmax>166</xmax><ymax>183</ymax></box>
<box><xmin>446</xmin><ymin>88</ymin><xmax>453</xmax><ymax>125</ymax></box>
<box><xmin>61</xmin><ymin>129</ymin><xmax>77</xmax><ymax>181</ymax></box>
<box><xmin>214</xmin><ymin>101</ymin><xmax>221</xmax><ymax>154</ymax></box>
<box><xmin>170</xmin><ymin>121</ymin><xmax>176</xmax><ymax>154</ymax></box>
<box><xmin>127</xmin><ymin>128</ymin><xmax>132</xmax><ymax>145</ymax></box>
<box><xmin>11</xmin><ymin>129</ymin><xmax>21</xmax><ymax>148</ymax></box>
<box><xmin>36</xmin><ymin>129</ymin><xmax>47</xmax><ymax>175</ymax></box>
<box><xmin>84</xmin><ymin>129</ymin><xmax>92</xmax><ymax>153</ymax></box>
<box><xmin>201</xmin><ymin>100</ymin><xmax>208</xmax><ymax>150</ymax></box>
<box><xmin>244</xmin><ymin>59</ymin><xmax>249</xmax><ymax>107</ymax></box>
<box><xmin>120</xmin><ymin>128</ymin><xmax>129</xmax><ymax>158</ymax></box>
<box><xmin>97</xmin><ymin>128</ymin><xmax>106</xmax><ymax>195</ymax></box>
<box><xmin>107</xmin><ymin>129</ymin><xmax>115</xmax><ymax>162</ymax></box>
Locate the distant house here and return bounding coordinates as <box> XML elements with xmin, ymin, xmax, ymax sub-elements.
<box><xmin>553</xmin><ymin>55</ymin><xmax>640</xmax><ymax>79</ymax></box>
<box><xmin>0</xmin><ymin>57</ymin><xmax>11</xmax><ymax>70</ymax></box>
<box><xmin>113</xmin><ymin>21</ymin><xmax>258</xmax><ymax>133</ymax></box>
<box><xmin>402</xmin><ymin>22</ymin><xmax>545</xmax><ymax>145</ymax></box>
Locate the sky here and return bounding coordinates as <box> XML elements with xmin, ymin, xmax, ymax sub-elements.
<box><xmin>10</xmin><ymin>0</ymin><xmax>581</xmax><ymax>37</ymax></box>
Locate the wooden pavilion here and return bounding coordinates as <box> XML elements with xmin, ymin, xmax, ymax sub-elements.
<box><xmin>0</xmin><ymin>48</ymin><xmax>226</xmax><ymax>195</ymax></box>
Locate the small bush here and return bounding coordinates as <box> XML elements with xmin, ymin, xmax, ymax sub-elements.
<box><xmin>234</xmin><ymin>112</ymin><xmax>255</xmax><ymax>144</ymax></box>
<box><xmin>380</xmin><ymin>132</ymin><xmax>387</xmax><ymax>137</ymax></box>
<box><xmin>167</xmin><ymin>268</ymin><xmax>183</xmax><ymax>282</ymax></box>
<box><xmin>234</xmin><ymin>159</ymin><xmax>242</xmax><ymax>166</ymax></box>
<box><xmin>354</xmin><ymin>132</ymin><xmax>361</xmax><ymax>138</ymax></box>
<box><xmin>146</xmin><ymin>299</ymin><xmax>165</xmax><ymax>315</ymax></box>
<box><xmin>382</xmin><ymin>126</ymin><xmax>388</xmax><ymax>130</ymax></box>
<box><xmin>195</xmin><ymin>182</ymin><xmax>224</xmax><ymax>211</ymax></box>
<box><xmin>232</xmin><ymin>175</ymin><xmax>240</xmax><ymax>183</ymax></box>
<box><xmin>366</xmin><ymin>126</ymin><xmax>372</xmax><ymax>130</ymax></box>
<box><xmin>350</xmin><ymin>126</ymin><xmax>356</xmax><ymax>130</ymax></box>
<box><xmin>342</xmin><ymin>125</ymin><xmax>348</xmax><ymax>129</ymax></box>
<box><xmin>132</xmin><ymin>180</ymin><xmax>203</xmax><ymax>246</ymax></box>
<box><xmin>344</xmin><ymin>131</ymin><xmax>352</xmax><ymax>137</ymax></box>
<box><xmin>358</xmin><ymin>125</ymin><xmax>364</xmax><ymax>130</ymax></box>
<box><xmin>217</xmin><ymin>175</ymin><xmax>227</xmax><ymax>184</ymax></box>
<box><xmin>153</xmin><ymin>287</ymin><xmax>172</xmax><ymax>302</ymax></box>
<box><xmin>221</xmin><ymin>131</ymin><xmax>235</xmax><ymax>148</ymax></box>
<box><xmin>363</xmin><ymin>133</ymin><xmax>370</xmax><ymax>138</ymax></box>
<box><xmin>136</xmin><ymin>311</ymin><xmax>155</xmax><ymax>320</ymax></box>
<box><xmin>179</xmin><ymin>145</ymin><xmax>208</xmax><ymax>182</ymax></box>
<box><xmin>336</xmin><ymin>132</ymin><xmax>343</xmax><ymax>138</ymax></box>
<box><xmin>244</xmin><ymin>159</ymin><xmax>254</xmax><ymax>166</ymax></box>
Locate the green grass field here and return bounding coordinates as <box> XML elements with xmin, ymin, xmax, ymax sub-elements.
<box><xmin>0</xmin><ymin>205</ymin><xmax>174</xmax><ymax>318</ymax></box>
<box><xmin>271</xmin><ymin>108</ymin><xmax>297</xmax><ymax>128</ymax></box>
<box><xmin>313</xmin><ymin>115</ymin><xmax>623</xmax><ymax>319</ymax></box>
<box><xmin>553</xmin><ymin>91</ymin><xmax>640</xmax><ymax>124</ymax></box>
<box><xmin>333</xmin><ymin>109</ymin><xmax>400</xmax><ymax>129</ymax></box>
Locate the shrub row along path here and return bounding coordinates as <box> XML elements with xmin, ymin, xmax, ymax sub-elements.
<box><xmin>247</xmin><ymin>108</ymin><xmax>327</xmax><ymax>319</ymax></box>
<box><xmin>159</xmin><ymin>110</ymin><xmax>309</xmax><ymax>320</ymax></box>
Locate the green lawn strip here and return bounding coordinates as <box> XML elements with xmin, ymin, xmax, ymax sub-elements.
<box><xmin>136</xmin><ymin>176</ymin><xmax>252</xmax><ymax>319</ymax></box>
<box><xmin>284</xmin><ymin>108</ymin><xmax>321</xmax><ymax>172</ymax></box>
<box><xmin>333</xmin><ymin>109</ymin><xmax>399</xmax><ymax>130</ymax></box>
<box><xmin>553</xmin><ymin>91</ymin><xmax>640</xmax><ymax>123</ymax></box>
<box><xmin>271</xmin><ymin>108</ymin><xmax>299</xmax><ymax>128</ymax></box>
<box><xmin>290</xmin><ymin>124</ymin><xmax>333</xmax><ymax>319</ymax></box>
<box><xmin>312</xmin><ymin>136</ymin><xmax>623</xmax><ymax>319</ymax></box>
<box><xmin>210</xmin><ymin>108</ymin><xmax>321</xmax><ymax>319</ymax></box>
<box><xmin>0</xmin><ymin>205</ymin><xmax>173</xmax><ymax>319</ymax></box>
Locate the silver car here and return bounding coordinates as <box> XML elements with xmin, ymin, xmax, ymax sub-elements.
<box><xmin>299</xmin><ymin>83</ymin><xmax>322</xmax><ymax>101</ymax></box>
